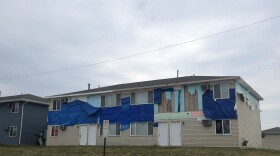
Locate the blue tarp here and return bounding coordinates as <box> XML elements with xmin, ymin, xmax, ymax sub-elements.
<box><xmin>99</xmin><ymin>104</ymin><xmax>154</xmax><ymax>125</ymax></box>
<box><xmin>153</xmin><ymin>88</ymin><xmax>174</xmax><ymax>104</ymax></box>
<box><xmin>48</xmin><ymin>100</ymin><xmax>100</xmax><ymax>126</ymax></box>
<box><xmin>121</xmin><ymin>97</ymin><xmax>130</xmax><ymax>110</ymax></box>
<box><xmin>202</xmin><ymin>89</ymin><xmax>237</xmax><ymax>120</ymax></box>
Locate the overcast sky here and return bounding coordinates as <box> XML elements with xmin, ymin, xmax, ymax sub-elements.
<box><xmin>0</xmin><ymin>0</ymin><xmax>279</xmax><ymax>130</ymax></box>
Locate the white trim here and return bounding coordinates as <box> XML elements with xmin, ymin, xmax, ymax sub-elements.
<box><xmin>101</xmin><ymin>94</ymin><xmax>117</xmax><ymax>107</ymax></box>
<box><xmin>130</xmin><ymin>122</ymin><xmax>153</xmax><ymax>136</ymax></box>
<box><xmin>99</xmin><ymin>123</ymin><xmax>121</xmax><ymax>136</ymax></box>
<box><xmin>213</xmin><ymin>83</ymin><xmax>230</xmax><ymax>100</ymax></box>
<box><xmin>215</xmin><ymin>120</ymin><xmax>232</xmax><ymax>135</ymax></box>
<box><xmin>0</xmin><ymin>99</ymin><xmax>48</xmax><ymax>105</ymax></box>
<box><xmin>19</xmin><ymin>101</ymin><xmax>28</xmax><ymax>144</ymax></box>
<box><xmin>130</xmin><ymin>91</ymin><xmax>154</xmax><ymax>105</ymax></box>
<box><xmin>52</xmin><ymin>99</ymin><xmax>61</xmax><ymax>111</ymax></box>
<box><xmin>50</xmin><ymin>125</ymin><xmax>60</xmax><ymax>138</ymax></box>
<box><xmin>108</xmin><ymin>123</ymin><xmax>121</xmax><ymax>136</ymax></box>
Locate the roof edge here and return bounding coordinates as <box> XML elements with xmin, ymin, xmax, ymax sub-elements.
<box><xmin>0</xmin><ymin>99</ymin><xmax>49</xmax><ymax>105</ymax></box>
<box><xmin>236</xmin><ymin>77</ymin><xmax>263</xmax><ymax>101</ymax></box>
<box><xmin>46</xmin><ymin>76</ymin><xmax>239</xmax><ymax>99</ymax></box>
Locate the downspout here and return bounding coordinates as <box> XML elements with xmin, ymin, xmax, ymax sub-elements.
<box><xmin>19</xmin><ymin>100</ymin><xmax>28</xmax><ymax>145</ymax></box>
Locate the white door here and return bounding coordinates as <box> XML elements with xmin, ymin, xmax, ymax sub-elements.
<box><xmin>170</xmin><ymin>122</ymin><xmax>182</xmax><ymax>146</ymax></box>
<box><xmin>158</xmin><ymin>123</ymin><xmax>169</xmax><ymax>146</ymax></box>
<box><xmin>88</xmin><ymin>125</ymin><xmax>97</xmax><ymax>145</ymax></box>
<box><xmin>79</xmin><ymin>126</ymin><xmax>88</xmax><ymax>145</ymax></box>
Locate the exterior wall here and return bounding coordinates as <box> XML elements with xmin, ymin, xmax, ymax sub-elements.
<box><xmin>182</xmin><ymin>118</ymin><xmax>239</xmax><ymax>147</ymax></box>
<box><xmin>69</xmin><ymin>96</ymin><xmax>87</xmax><ymax>102</ymax></box>
<box><xmin>46</xmin><ymin>125</ymin><xmax>79</xmax><ymax>146</ymax></box>
<box><xmin>236</xmin><ymin>82</ymin><xmax>262</xmax><ymax>148</ymax></box>
<box><xmin>96</xmin><ymin>126</ymin><xmax>158</xmax><ymax>146</ymax></box>
<box><xmin>0</xmin><ymin>102</ymin><xmax>22</xmax><ymax>145</ymax></box>
<box><xmin>87</xmin><ymin>95</ymin><xmax>101</xmax><ymax>107</ymax></box>
<box><xmin>21</xmin><ymin>102</ymin><xmax>48</xmax><ymax>144</ymax></box>
<box><xmin>262</xmin><ymin>134</ymin><xmax>280</xmax><ymax>150</ymax></box>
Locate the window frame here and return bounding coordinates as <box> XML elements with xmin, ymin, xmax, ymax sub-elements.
<box><xmin>9</xmin><ymin>126</ymin><xmax>17</xmax><ymax>137</ymax></box>
<box><xmin>130</xmin><ymin>122</ymin><xmax>153</xmax><ymax>136</ymax></box>
<box><xmin>11</xmin><ymin>102</ymin><xmax>19</xmax><ymax>113</ymax></box>
<box><xmin>130</xmin><ymin>91</ymin><xmax>154</xmax><ymax>105</ymax></box>
<box><xmin>213</xmin><ymin>83</ymin><xmax>229</xmax><ymax>99</ymax></box>
<box><xmin>52</xmin><ymin>100</ymin><xmax>61</xmax><ymax>111</ymax></box>
<box><xmin>99</xmin><ymin>123</ymin><xmax>121</xmax><ymax>136</ymax></box>
<box><xmin>50</xmin><ymin>125</ymin><xmax>60</xmax><ymax>137</ymax></box>
<box><xmin>101</xmin><ymin>94</ymin><xmax>116</xmax><ymax>107</ymax></box>
<box><xmin>215</xmin><ymin>120</ymin><xmax>231</xmax><ymax>135</ymax></box>
<box><xmin>52</xmin><ymin>98</ymin><xmax>68</xmax><ymax>111</ymax></box>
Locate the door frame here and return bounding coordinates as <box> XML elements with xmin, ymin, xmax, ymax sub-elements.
<box><xmin>157</xmin><ymin>120</ymin><xmax>182</xmax><ymax>146</ymax></box>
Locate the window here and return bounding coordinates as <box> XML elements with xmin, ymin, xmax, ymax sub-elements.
<box><xmin>99</xmin><ymin>123</ymin><xmax>120</xmax><ymax>136</ymax></box>
<box><xmin>131</xmin><ymin>122</ymin><xmax>153</xmax><ymax>136</ymax></box>
<box><xmin>52</xmin><ymin>100</ymin><xmax>61</xmax><ymax>111</ymax></box>
<box><xmin>9</xmin><ymin>126</ymin><xmax>17</xmax><ymax>137</ymax></box>
<box><xmin>213</xmin><ymin>84</ymin><xmax>229</xmax><ymax>99</ymax></box>
<box><xmin>11</xmin><ymin>102</ymin><xmax>19</xmax><ymax>113</ymax></box>
<box><xmin>216</xmin><ymin>120</ymin><xmax>231</xmax><ymax>135</ymax></box>
<box><xmin>109</xmin><ymin>123</ymin><xmax>120</xmax><ymax>136</ymax></box>
<box><xmin>116</xmin><ymin>94</ymin><xmax>121</xmax><ymax>106</ymax></box>
<box><xmin>52</xmin><ymin>98</ymin><xmax>68</xmax><ymax>111</ymax></box>
<box><xmin>131</xmin><ymin>91</ymin><xmax>153</xmax><ymax>105</ymax></box>
<box><xmin>61</xmin><ymin>98</ymin><xmax>68</xmax><ymax>103</ymax></box>
<box><xmin>101</xmin><ymin>95</ymin><xmax>116</xmax><ymax>107</ymax></box>
<box><xmin>51</xmin><ymin>126</ymin><xmax>60</xmax><ymax>137</ymax></box>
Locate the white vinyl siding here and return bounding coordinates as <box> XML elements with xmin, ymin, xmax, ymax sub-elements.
<box><xmin>213</xmin><ymin>84</ymin><xmax>229</xmax><ymax>99</ymax></box>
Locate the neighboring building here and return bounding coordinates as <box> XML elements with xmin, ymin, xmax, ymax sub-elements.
<box><xmin>262</xmin><ymin>127</ymin><xmax>280</xmax><ymax>150</ymax></box>
<box><xmin>46</xmin><ymin>76</ymin><xmax>263</xmax><ymax>148</ymax></box>
<box><xmin>0</xmin><ymin>94</ymin><xmax>49</xmax><ymax>145</ymax></box>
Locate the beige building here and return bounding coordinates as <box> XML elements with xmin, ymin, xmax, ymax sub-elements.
<box><xmin>262</xmin><ymin>127</ymin><xmax>280</xmax><ymax>150</ymax></box>
<box><xmin>46</xmin><ymin>76</ymin><xmax>263</xmax><ymax>148</ymax></box>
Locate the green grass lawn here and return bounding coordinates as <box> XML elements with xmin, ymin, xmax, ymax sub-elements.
<box><xmin>0</xmin><ymin>146</ymin><xmax>279</xmax><ymax>156</ymax></box>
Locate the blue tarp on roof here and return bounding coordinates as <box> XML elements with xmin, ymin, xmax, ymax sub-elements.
<box><xmin>48</xmin><ymin>100</ymin><xmax>100</xmax><ymax>126</ymax></box>
<box><xmin>202</xmin><ymin>89</ymin><xmax>237</xmax><ymax>120</ymax></box>
<box><xmin>99</xmin><ymin>104</ymin><xmax>154</xmax><ymax>125</ymax></box>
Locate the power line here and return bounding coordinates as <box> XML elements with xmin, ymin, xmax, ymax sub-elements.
<box><xmin>1</xmin><ymin>15</ymin><xmax>280</xmax><ymax>81</ymax></box>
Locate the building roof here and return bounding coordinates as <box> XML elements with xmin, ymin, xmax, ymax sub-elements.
<box><xmin>262</xmin><ymin>127</ymin><xmax>280</xmax><ymax>134</ymax></box>
<box><xmin>46</xmin><ymin>75</ymin><xmax>263</xmax><ymax>100</ymax></box>
<box><xmin>0</xmin><ymin>94</ymin><xmax>49</xmax><ymax>105</ymax></box>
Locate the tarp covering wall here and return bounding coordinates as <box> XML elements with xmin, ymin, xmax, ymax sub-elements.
<box><xmin>202</xmin><ymin>89</ymin><xmax>237</xmax><ymax>120</ymax></box>
<box><xmin>153</xmin><ymin>88</ymin><xmax>174</xmax><ymax>104</ymax></box>
<box><xmin>99</xmin><ymin>104</ymin><xmax>154</xmax><ymax>125</ymax></box>
<box><xmin>48</xmin><ymin>100</ymin><xmax>100</xmax><ymax>126</ymax></box>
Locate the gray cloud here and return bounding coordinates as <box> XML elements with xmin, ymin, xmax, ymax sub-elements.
<box><xmin>1</xmin><ymin>0</ymin><xmax>280</xmax><ymax>129</ymax></box>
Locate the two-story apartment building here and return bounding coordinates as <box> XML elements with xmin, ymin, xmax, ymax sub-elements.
<box><xmin>46</xmin><ymin>76</ymin><xmax>263</xmax><ymax>148</ymax></box>
<box><xmin>0</xmin><ymin>94</ymin><xmax>49</xmax><ymax>145</ymax></box>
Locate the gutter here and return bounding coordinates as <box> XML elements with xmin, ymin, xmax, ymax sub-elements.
<box><xmin>0</xmin><ymin>99</ymin><xmax>49</xmax><ymax>105</ymax></box>
<box><xmin>45</xmin><ymin>77</ymin><xmax>240</xmax><ymax>99</ymax></box>
<box><xmin>18</xmin><ymin>100</ymin><xmax>28</xmax><ymax>145</ymax></box>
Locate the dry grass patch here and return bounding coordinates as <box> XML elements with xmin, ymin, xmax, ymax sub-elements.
<box><xmin>0</xmin><ymin>146</ymin><xmax>279</xmax><ymax>156</ymax></box>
